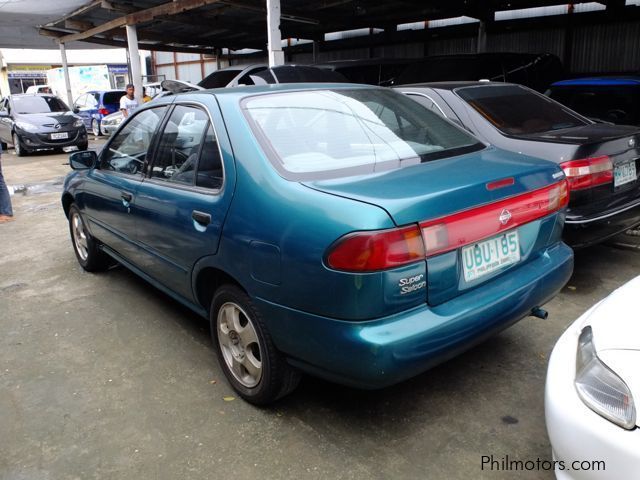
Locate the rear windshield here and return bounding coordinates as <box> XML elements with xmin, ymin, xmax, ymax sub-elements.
<box><xmin>243</xmin><ymin>88</ymin><xmax>483</xmax><ymax>180</ymax></box>
<box><xmin>199</xmin><ymin>70</ymin><xmax>242</xmax><ymax>89</ymax></box>
<box><xmin>103</xmin><ymin>91</ymin><xmax>126</xmax><ymax>105</ymax></box>
<box><xmin>13</xmin><ymin>95</ymin><xmax>68</xmax><ymax>114</ymax></box>
<box><xmin>548</xmin><ymin>85</ymin><xmax>640</xmax><ymax>125</ymax></box>
<box><xmin>457</xmin><ymin>84</ymin><xmax>588</xmax><ymax>135</ymax></box>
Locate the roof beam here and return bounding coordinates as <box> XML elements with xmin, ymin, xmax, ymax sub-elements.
<box><xmin>44</xmin><ymin>0</ymin><xmax>102</xmax><ymax>27</ymax></box>
<box><xmin>57</xmin><ymin>0</ymin><xmax>224</xmax><ymax>44</ymax></box>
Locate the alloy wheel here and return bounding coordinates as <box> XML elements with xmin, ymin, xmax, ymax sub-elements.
<box><xmin>71</xmin><ymin>212</ymin><xmax>89</xmax><ymax>261</ymax></box>
<box><xmin>217</xmin><ymin>301</ymin><xmax>262</xmax><ymax>388</ymax></box>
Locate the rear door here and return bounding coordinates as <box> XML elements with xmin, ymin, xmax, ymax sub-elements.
<box><xmin>132</xmin><ymin>102</ymin><xmax>233</xmax><ymax>300</ymax></box>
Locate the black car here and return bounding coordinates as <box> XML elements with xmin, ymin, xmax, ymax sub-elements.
<box><xmin>0</xmin><ymin>94</ymin><xmax>88</xmax><ymax>156</ymax></box>
<box><xmin>314</xmin><ymin>58</ymin><xmax>415</xmax><ymax>86</ymax></box>
<box><xmin>248</xmin><ymin>65</ymin><xmax>348</xmax><ymax>85</ymax></box>
<box><xmin>397</xmin><ymin>82</ymin><xmax>640</xmax><ymax>248</ymax></box>
<box><xmin>395</xmin><ymin>53</ymin><xmax>564</xmax><ymax>92</ymax></box>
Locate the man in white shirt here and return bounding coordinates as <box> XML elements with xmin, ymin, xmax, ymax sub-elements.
<box><xmin>119</xmin><ymin>84</ymin><xmax>139</xmax><ymax>118</ymax></box>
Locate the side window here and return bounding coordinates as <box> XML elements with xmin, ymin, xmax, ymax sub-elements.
<box><xmin>407</xmin><ymin>93</ymin><xmax>445</xmax><ymax>118</ymax></box>
<box><xmin>100</xmin><ymin>107</ymin><xmax>168</xmax><ymax>174</ymax></box>
<box><xmin>149</xmin><ymin>105</ymin><xmax>209</xmax><ymax>185</ymax></box>
<box><xmin>74</xmin><ymin>94</ymin><xmax>86</xmax><ymax>109</ymax></box>
<box><xmin>196</xmin><ymin>125</ymin><xmax>224</xmax><ymax>190</ymax></box>
<box><xmin>87</xmin><ymin>94</ymin><xmax>98</xmax><ymax>108</ymax></box>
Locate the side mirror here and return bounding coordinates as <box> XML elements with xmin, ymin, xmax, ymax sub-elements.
<box><xmin>73</xmin><ymin>107</ymin><xmax>80</xmax><ymax>114</ymax></box>
<box><xmin>69</xmin><ymin>150</ymin><xmax>97</xmax><ymax>170</ymax></box>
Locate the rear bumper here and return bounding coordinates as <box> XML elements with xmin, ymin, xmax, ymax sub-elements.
<box><xmin>564</xmin><ymin>201</ymin><xmax>640</xmax><ymax>248</ymax></box>
<box><xmin>255</xmin><ymin>242</ymin><xmax>574</xmax><ymax>389</ymax></box>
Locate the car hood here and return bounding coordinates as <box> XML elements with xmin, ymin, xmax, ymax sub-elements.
<box><xmin>519</xmin><ymin>123</ymin><xmax>640</xmax><ymax>145</ymax></box>
<box><xmin>15</xmin><ymin>111</ymin><xmax>78</xmax><ymax>127</ymax></box>
<box><xmin>582</xmin><ymin>276</ymin><xmax>640</xmax><ymax>353</ymax></box>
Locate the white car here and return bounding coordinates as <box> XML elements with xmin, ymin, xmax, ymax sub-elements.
<box><xmin>545</xmin><ymin>277</ymin><xmax>640</xmax><ymax>479</ymax></box>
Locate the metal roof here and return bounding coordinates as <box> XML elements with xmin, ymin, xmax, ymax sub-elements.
<box><xmin>33</xmin><ymin>0</ymin><xmax>635</xmax><ymax>55</ymax></box>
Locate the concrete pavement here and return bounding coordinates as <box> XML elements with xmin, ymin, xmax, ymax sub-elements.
<box><xmin>1</xmin><ymin>143</ymin><xmax>639</xmax><ymax>479</ymax></box>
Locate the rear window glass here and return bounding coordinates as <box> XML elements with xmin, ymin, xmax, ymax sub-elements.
<box><xmin>103</xmin><ymin>91</ymin><xmax>126</xmax><ymax>105</ymax></box>
<box><xmin>548</xmin><ymin>85</ymin><xmax>640</xmax><ymax>126</ymax></box>
<box><xmin>457</xmin><ymin>84</ymin><xmax>588</xmax><ymax>135</ymax></box>
<box><xmin>243</xmin><ymin>88</ymin><xmax>483</xmax><ymax>180</ymax></box>
<box><xmin>199</xmin><ymin>70</ymin><xmax>242</xmax><ymax>89</ymax></box>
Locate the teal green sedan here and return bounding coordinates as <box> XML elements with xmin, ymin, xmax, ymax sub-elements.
<box><xmin>62</xmin><ymin>84</ymin><xmax>573</xmax><ymax>404</ymax></box>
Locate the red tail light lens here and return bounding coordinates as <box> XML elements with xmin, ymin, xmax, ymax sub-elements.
<box><xmin>326</xmin><ymin>225</ymin><xmax>425</xmax><ymax>272</ymax></box>
<box><xmin>560</xmin><ymin>156</ymin><xmax>612</xmax><ymax>191</ymax></box>
<box><xmin>420</xmin><ymin>180</ymin><xmax>568</xmax><ymax>257</ymax></box>
<box><xmin>98</xmin><ymin>107</ymin><xmax>110</xmax><ymax>115</ymax></box>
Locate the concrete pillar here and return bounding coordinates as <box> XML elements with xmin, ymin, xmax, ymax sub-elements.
<box><xmin>125</xmin><ymin>24</ymin><xmax>144</xmax><ymax>104</ymax></box>
<box><xmin>59</xmin><ymin>43</ymin><xmax>74</xmax><ymax>109</ymax></box>
<box><xmin>266</xmin><ymin>0</ymin><xmax>285</xmax><ymax>66</ymax></box>
<box><xmin>477</xmin><ymin>20</ymin><xmax>487</xmax><ymax>53</ymax></box>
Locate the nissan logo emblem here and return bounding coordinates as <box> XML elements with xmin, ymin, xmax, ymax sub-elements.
<box><xmin>499</xmin><ymin>209</ymin><xmax>512</xmax><ymax>225</ymax></box>
<box><xmin>54</xmin><ymin>123</ymin><xmax>61</xmax><ymax>129</ymax></box>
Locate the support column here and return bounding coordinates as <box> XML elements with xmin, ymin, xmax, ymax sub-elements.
<box><xmin>477</xmin><ymin>20</ymin><xmax>487</xmax><ymax>53</ymax></box>
<box><xmin>59</xmin><ymin>43</ymin><xmax>74</xmax><ymax>108</ymax></box>
<box><xmin>126</xmin><ymin>24</ymin><xmax>143</xmax><ymax>104</ymax></box>
<box><xmin>266</xmin><ymin>0</ymin><xmax>285</xmax><ymax>66</ymax></box>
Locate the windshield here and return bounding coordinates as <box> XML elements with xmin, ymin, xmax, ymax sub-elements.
<box><xmin>103</xmin><ymin>92</ymin><xmax>126</xmax><ymax>105</ymax></box>
<box><xmin>243</xmin><ymin>88</ymin><xmax>483</xmax><ymax>179</ymax></box>
<box><xmin>457</xmin><ymin>84</ymin><xmax>589</xmax><ymax>135</ymax></box>
<box><xmin>13</xmin><ymin>96</ymin><xmax>69</xmax><ymax>114</ymax></box>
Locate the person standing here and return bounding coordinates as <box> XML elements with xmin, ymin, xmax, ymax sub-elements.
<box><xmin>0</xmin><ymin>147</ymin><xmax>14</xmax><ymax>223</ymax></box>
<box><xmin>119</xmin><ymin>84</ymin><xmax>139</xmax><ymax>118</ymax></box>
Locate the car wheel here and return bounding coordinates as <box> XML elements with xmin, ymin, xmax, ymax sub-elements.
<box><xmin>68</xmin><ymin>204</ymin><xmax>110</xmax><ymax>272</ymax></box>
<box><xmin>211</xmin><ymin>285</ymin><xmax>301</xmax><ymax>405</ymax></box>
<box><xmin>91</xmin><ymin>119</ymin><xmax>102</xmax><ymax>137</ymax></box>
<box><xmin>12</xmin><ymin>133</ymin><xmax>28</xmax><ymax>157</ymax></box>
<box><xmin>77</xmin><ymin>141</ymin><xmax>89</xmax><ymax>151</ymax></box>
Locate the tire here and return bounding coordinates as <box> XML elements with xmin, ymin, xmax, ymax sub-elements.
<box><xmin>13</xmin><ymin>132</ymin><xmax>28</xmax><ymax>157</ymax></box>
<box><xmin>210</xmin><ymin>285</ymin><xmax>301</xmax><ymax>405</ymax></box>
<box><xmin>91</xmin><ymin>119</ymin><xmax>102</xmax><ymax>137</ymax></box>
<box><xmin>77</xmin><ymin>141</ymin><xmax>89</xmax><ymax>151</ymax></box>
<box><xmin>68</xmin><ymin>204</ymin><xmax>110</xmax><ymax>272</ymax></box>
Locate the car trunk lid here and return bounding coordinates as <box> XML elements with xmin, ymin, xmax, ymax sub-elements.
<box><xmin>305</xmin><ymin>147</ymin><xmax>567</xmax><ymax>305</ymax></box>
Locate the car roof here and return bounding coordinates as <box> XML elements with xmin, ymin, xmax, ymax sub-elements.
<box><xmin>396</xmin><ymin>81</ymin><xmax>516</xmax><ymax>90</ymax></box>
<box><xmin>190</xmin><ymin>82</ymin><xmax>378</xmax><ymax>98</ymax></box>
<box><xmin>551</xmin><ymin>76</ymin><xmax>640</xmax><ymax>87</ymax></box>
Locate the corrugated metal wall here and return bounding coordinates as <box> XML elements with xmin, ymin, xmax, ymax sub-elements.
<box><xmin>291</xmin><ymin>19</ymin><xmax>640</xmax><ymax>74</ymax></box>
<box><xmin>570</xmin><ymin>21</ymin><xmax>640</xmax><ymax>73</ymax></box>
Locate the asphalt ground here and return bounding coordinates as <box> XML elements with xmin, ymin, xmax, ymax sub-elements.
<box><xmin>1</xmin><ymin>141</ymin><xmax>639</xmax><ymax>479</ymax></box>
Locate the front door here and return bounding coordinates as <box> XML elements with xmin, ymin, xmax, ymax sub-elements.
<box><xmin>133</xmin><ymin>104</ymin><xmax>231</xmax><ymax>300</ymax></box>
<box><xmin>81</xmin><ymin>106</ymin><xmax>169</xmax><ymax>260</ymax></box>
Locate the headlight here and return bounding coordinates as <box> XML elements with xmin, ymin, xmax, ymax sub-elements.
<box><xmin>14</xmin><ymin>121</ymin><xmax>38</xmax><ymax>132</ymax></box>
<box><xmin>575</xmin><ymin>326</ymin><xmax>636</xmax><ymax>429</ymax></box>
<box><xmin>73</xmin><ymin>119</ymin><xmax>84</xmax><ymax>128</ymax></box>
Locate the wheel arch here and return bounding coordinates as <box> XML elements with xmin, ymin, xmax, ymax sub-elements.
<box><xmin>61</xmin><ymin>192</ymin><xmax>74</xmax><ymax>218</ymax></box>
<box><xmin>194</xmin><ymin>266</ymin><xmax>246</xmax><ymax>314</ymax></box>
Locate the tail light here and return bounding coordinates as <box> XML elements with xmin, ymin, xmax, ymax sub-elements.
<box><xmin>560</xmin><ymin>156</ymin><xmax>612</xmax><ymax>191</ymax></box>
<box><xmin>326</xmin><ymin>225</ymin><xmax>425</xmax><ymax>272</ymax></box>
<box><xmin>98</xmin><ymin>106</ymin><xmax>110</xmax><ymax>115</ymax></box>
<box><xmin>420</xmin><ymin>180</ymin><xmax>568</xmax><ymax>257</ymax></box>
<box><xmin>326</xmin><ymin>180</ymin><xmax>568</xmax><ymax>271</ymax></box>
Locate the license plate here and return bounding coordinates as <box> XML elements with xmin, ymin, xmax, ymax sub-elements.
<box><xmin>462</xmin><ymin>231</ymin><xmax>520</xmax><ymax>282</ymax></box>
<box><xmin>614</xmin><ymin>161</ymin><xmax>636</xmax><ymax>188</ymax></box>
<box><xmin>50</xmin><ymin>132</ymin><xmax>69</xmax><ymax>140</ymax></box>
